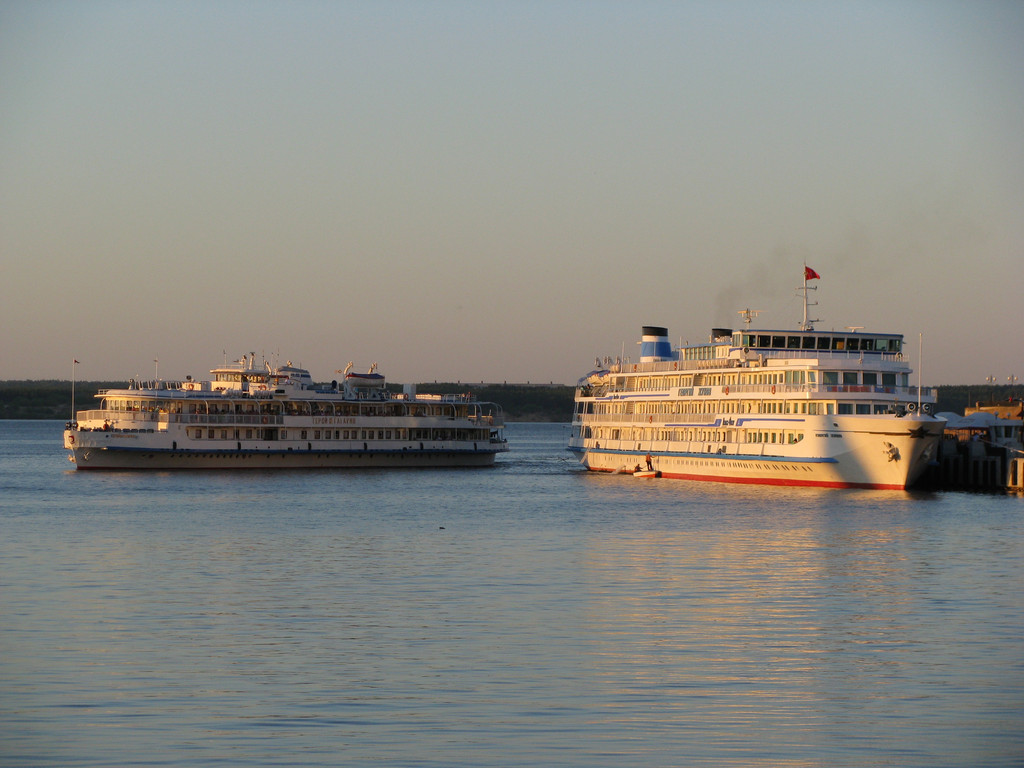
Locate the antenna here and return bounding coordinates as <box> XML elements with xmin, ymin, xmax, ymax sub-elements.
<box><xmin>737</xmin><ymin>308</ymin><xmax>761</xmax><ymax>327</ymax></box>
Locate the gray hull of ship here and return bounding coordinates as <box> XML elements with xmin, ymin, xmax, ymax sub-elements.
<box><xmin>70</xmin><ymin>446</ymin><xmax>501</xmax><ymax>470</ymax></box>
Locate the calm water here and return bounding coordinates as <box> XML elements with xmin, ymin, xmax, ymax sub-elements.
<box><xmin>1</xmin><ymin>420</ymin><xmax>1022</xmax><ymax>767</ymax></box>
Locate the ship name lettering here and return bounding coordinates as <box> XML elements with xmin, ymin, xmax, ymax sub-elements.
<box><xmin>698</xmin><ymin>387</ymin><xmax>712</xmax><ymax>396</ymax></box>
<box><xmin>678</xmin><ymin>387</ymin><xmax>694</xmax><ymax>396</ymax></box>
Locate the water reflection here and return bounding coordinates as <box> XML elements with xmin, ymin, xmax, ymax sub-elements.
<box><xmin>573</xmin><ymin>484</ymin><xmax>1022</xmax><ymax>765</ymax></box>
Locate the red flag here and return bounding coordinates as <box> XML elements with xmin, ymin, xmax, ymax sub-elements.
<box><xmin>804</xmin><ymin>266</ymin><xmax>820</xmax><ymax>280</ymax></box>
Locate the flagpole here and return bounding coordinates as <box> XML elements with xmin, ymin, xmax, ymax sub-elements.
<box><xmin>799</xmin><ymin>264</ymin><xmax>819</xmax><ymax>331</ymax></box>
<box><xmin>71</xmin><ymin>358</ymin><xmax>77</xmax><ymax>425</ymax></box>
<box><xmin>918</xmin><ymin>333</ymin><xmax>923</xmax><ymax>413</ymax></box>
<box><xmin>802</xmin><ymin>263</ymin><xmax>809</xmax><ymax>331</ymax></box>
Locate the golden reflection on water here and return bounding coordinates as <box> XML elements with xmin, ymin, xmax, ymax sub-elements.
<box><xmin>574</xmin><ymin>492</ymin><xmax>931</xmax><ymax>760</ymax></box>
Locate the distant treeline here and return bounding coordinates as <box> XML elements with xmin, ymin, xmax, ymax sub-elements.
<box><xmin>0</xmin><ymin>380</ymin><xmax>576</xmax><ymax>422</ymax></box>
<box><xmin>1</xmin><ymin>380</ymin><xmax>1019</xmax><ymax>423</ymax></box>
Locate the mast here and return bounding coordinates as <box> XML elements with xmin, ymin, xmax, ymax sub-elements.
<box><xmin>918</xmin><ymin>332</ymin><xmax>923</xmax><ymax>412</ymax></box>
<box><xmin>71</xmin><ymin>358</ymin><xmax>77</xmax><ymax>424</ymax></box>
<box><xmin>799</xmin><ymin>264</ymin><xmax>820</xmax><ymax>331</ymax></box>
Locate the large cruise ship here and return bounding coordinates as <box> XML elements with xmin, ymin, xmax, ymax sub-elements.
<box><xmin>568</xmin><ymin>271</ymin><xmax>944</xmax><ymax>489</ymax></box>
<box><xmin>64</xmin><ymin>355</ymin><xmax>507</xmax><ymax>470</ymax></box>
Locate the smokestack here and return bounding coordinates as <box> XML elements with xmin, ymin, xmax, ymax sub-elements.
<box><xmin>640</xmin><ymin>326</ymin><xmax>671</xmax><ymax>362</ymax></box>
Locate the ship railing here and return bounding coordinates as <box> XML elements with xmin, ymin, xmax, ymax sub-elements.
<box><xmin>170</xmin><ymin>413</ymin><xmax>285</xmax><ymax>425</ymax></box>
<box><xmin>819</xmin><ymin>384</ymin><xmax>936</xmax><ymax>397</ymax></box>
<box><xmin>77</xmin><ymin>409</ymin><xmax>159</xmax><ymax>423</ymax></box>
<box><xmin>753</xmin><ymin>349</ymin><xmax>906</xmax><ymax>364</ymax></box>
<box><xmin>76</xmin><ymin>410</ymin><xmax>286</xmax><ymax>426</ymax></box>
<box><xmin>574</xmin><ymin>413</ymin><xmax>719</xmax><ymax>425</ymax></box>
<box><xmin>577</xmin><ymin>382</ymin><xmax>937</xmax><ymax>399</ymax></box>
<box><xmin>588</xmin><ymin>350</ymin><xmax>909</xmax><ymax>378</ymax></box>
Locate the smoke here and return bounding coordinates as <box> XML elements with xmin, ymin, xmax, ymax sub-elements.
<box><xmin>714</xmin><ymin>246</ymin><xmax>809</xmax><ymax>329</ymax></box>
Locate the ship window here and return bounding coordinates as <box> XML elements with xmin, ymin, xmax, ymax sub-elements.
<box><xmin>823</xmin><ymin>372</ymin><xmax>839</xmax><ymax>385</ymax></box>
<box><xmin>838</xmin><ymin>403</ymin><xmax>853</xmax><ymax>414</ymax></box>
<box><xmin>772</xmin><ymin>336</ymin><xmax>785</xmax><ymax>348</ymax></box>
<box><xmin>846</xmin><ymin>338</ymin><xmax>860</xmax><ymax>351</ymax></box>
<box><xmin>860</xmin><ymin>339</ymin><xmax>874</xmax><ymax>351</ymax></box>
<box><xmin>857</xmin><ymin>404</ymin><xmax>871</xmax><ymax>414</ymax></box>
<box><xmin>862</xmin><ymin>372</ymin><xmax>877</xmax><ymax>385</ymax></box>
<box><xmin>801</xmin><ymin>336</ymin><xmax>816</xmax><ymax>349</ymax></box>
<box><xmin>757</xmin><ymin>335</ymin><xmax>771</xmax><ymax>347</ymax></box>
<box><xmin>817</xmin><ymin>337</ymin><xmax>831</xmax><ymax>350</ymax></box>
<box><xmin>831</xmin><ymin>338</ymin><xmax>845</xmax><ymax>350</ymax></box>
<box><xmin>843</xmin><ymin>372</ymin><xmax>858</xmax><ymax>385</ymax></box>
<box><xmin>787</xmin><ymin>336</ymin><xmax>801</xmax><ymax>349</ymax></box>
<box><xmin>281</xmin><ymin>430</ymin><xmax>288</xmax><ymax>439</ymax></box>
<box><xmin>300</xmin><ymin>430</ymin><xmax>307</xmax><ymax>440</ymax></box>
<box><xmin>882</xmin><ymin>373</ymin><xmax>896</xmax><ymax>386</ymax></box>
<box><xmin>314</xmin><ymin>430</ymin><xmax>321</xmax><ymax>440</ymax></box>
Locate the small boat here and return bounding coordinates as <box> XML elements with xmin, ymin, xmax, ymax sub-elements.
<box><xmin>633</xmin><ymin>469</ymin><xmax>661</xmax><ymax>478</ymax></box>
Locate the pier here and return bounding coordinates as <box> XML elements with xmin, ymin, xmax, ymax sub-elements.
<box><xmin>925</xmin><ymin>439</ymin><xmax>1024</xmax><ymax>492</ymax></box>
<box><xmin>923</xmin><ymin>400</ymin><xmax>1024</xmax><ymax>492</ymax></box>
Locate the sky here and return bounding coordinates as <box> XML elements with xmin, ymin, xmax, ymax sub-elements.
<box><xmin>2</xmin><ymin>0</ymin><xmax>1022</xmax><ymax>386</ymax></box>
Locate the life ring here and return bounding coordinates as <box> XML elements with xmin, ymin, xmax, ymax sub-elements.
<box><xmin>633</xmin><ymin>365</ymin><xmax>637</xmax><ymax>372</ymax></box>
<box><xmin>262</xmin><ymin>416</ymin><xmax>268</xmax><ymax>424</ymax></box>
<box><xmin>68</xmin><ymin>435</ymin><xmax>75</xmax><ymax>444</ymax></box>
<box><xmin>724</xmin><ymin>386</ymin><xmax>729</xmax><ymax>395</ymax></box>
<box><xmin>648</xmin><ymin>415</ymin><xmax>653</xmax><ymax>423</ymax></box>
<box><xmin>673</xmin><ymin>362</ymin><xmax>678</xmax><ymax>370</ymax></box>
<box><xmin>771</xmin><ymin>385</ymin><xmax>776</xmax><ymax>394</ymax></box>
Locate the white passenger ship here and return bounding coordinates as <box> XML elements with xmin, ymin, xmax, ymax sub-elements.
<box><xmin>64</xmin><ymin>355</ymin><xmax>508</xmax><ymax>470</ymax></box>
<box><xmin>569</xmin><ymin>276</ymin><xmax>944</xmax><ymax>489</ymax></box>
